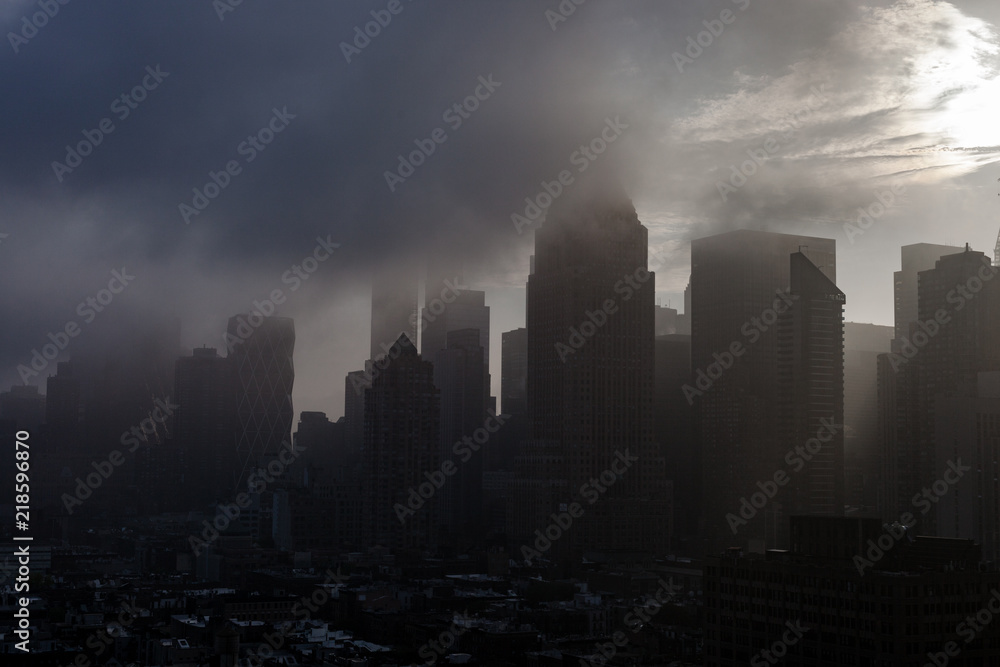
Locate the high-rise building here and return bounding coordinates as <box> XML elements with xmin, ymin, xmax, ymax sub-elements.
<box><xmin>843</xmin><ymin>323</ymin><xmax>892</xmax><ymax>511</ymax></box>
<box><xmin>654</xmin><ymin>334</ymin><xmax>695</xmax><ymax>539</ymax></box>
<box><xmin>691</xmin><ymin>230</ymin><xmax>836</xmax><ymax>550</ymax></box>
<box><xmin>370</xmin><ymin>268</ymin><xmax>418</xmax><ymax>361</ymax></box>
<box><xmin>174</xmin><ymin>347</ymin><xmax>234</xmax><ymax>508</ymax></box>
<box><xmin>434</xmin><ymin>328</ymin><xmax>487</xmax><ymax>540</ymax></box>
<box><xmin>893</xmin><ymin>243</ymin><xmax>964</xmax><ymax>345</ymax></box>
<box><xmin>935</xmin><ymin>372</ymin><xmax>1000</xmax><ymax>560</ymax></box>
<box><xmin>515</xmin><ymin>189</ymin><xmax>669</xmax><ymax>559</ymax></box>
<box><xmin>774</xmin><ymin>252</ymin><xmax>846</xmax><ymax>544</ymax></box>
<box><xmin>362</xmin><ymin>334</ymin><xmax>440</xmax><ymax>554</ymax></box>
<box><xmin>914</xmin><ymin>248</ymin><xmax>1000</xmax><ymax>533</ymax></box>
<box><xmin>227</xmin><ymin>315</ymin><xmax>295</xmax><ymax>493</ymax></box>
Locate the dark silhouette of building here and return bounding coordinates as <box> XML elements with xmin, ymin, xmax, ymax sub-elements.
<box><xmin>515</xmin><ymin>188</ymin><xmax>670</xmax><ymax>561</ymax></box>
<box><xmin>774</xmin><ymin>252</ymin><xmax>846</xmax><ymax>545</ymax></box>
<box><xmin>362</xmin><ymin>334</ymin><xmax>440</xmax><ymax>555</ymax></box>
<box><xmin>174</xmin><ymin>347</ymin><xmax>234</xmax><ymax>508</ymax></box>
<box><xmin>655</xmin><ymin>334</ymin><xmax>695</xmax><ymax>539</ymax></box>
<box><xmin>880</xmin><ymin>244</ymin><xmax>962</xmax><ymax>521</ymax></box>
<box><xmin>843</xmin><ymin>323</ymin><xmax>892</xmax><ymax>512</ymax></box>
<box><xmin>227</xmin><ymin>315</ymin><xmax>295</xmax><ymax>493</ymax></box>
<box><xmin>691</xmin><ymin>230</ymin><xmax>836</xmax><ymax>551</ymax></box>
<box><xmin>705</xmin><ymin>516</ymin><xmax>1000</xmax><ymax>666</ymax></box>
<box><xmin>913</xmin><ymin>248</ymin><xmax>1000</xmax><ymax>534</ymax></box>
<box><xmin>434</xmin><ymin>328</ymin><xmax>487</xmax><ymax>542</ymax></box>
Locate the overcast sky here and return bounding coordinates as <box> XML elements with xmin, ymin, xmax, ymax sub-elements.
<box><xmin>2</xmin><ymin>0</ymin><xmax>999</xmax><ymax>418</ymax></box>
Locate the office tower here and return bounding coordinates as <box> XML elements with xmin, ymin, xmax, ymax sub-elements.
<box><xmin>434</xmin><ymin>328</ymin><xmax>487</xmax><ymax>540</ymax></box>
<box><xmin>882</xmin><ymin>246</ymin><xmax>991</xmax><ymax>522</ymax></box>
<box><xmin>691</xmin><ymin>229</ymin><xmax>835</xmax><ymax>550</ymax></box>
<box><xmin>362</xmin><ymin>334</ymin><xmax>440</xmax><ymax>554</ymax></box>
<box><xmin>174</xmin><ymin>347</ymin><xmax>234</xmax><ymax>508</ymax></box>
<box><xmin>704</xmin><ymin>516</ymin><xmax>1000</xmax><ymax>667</ymax></box>
<box><xmin>893</xmin><ymin>243</ymin><xmax>964</xmax><ymax>346</ymax></box>
<box><xmin>0</xmin><ymin>384</ymin><xmax>45</xmax><ymax>431</ymax></box>
<box><xmin>913</xmin><ymin>248</ymin><xmax>1000</xmax><ymax>533</ymax></box>
<box><xmin>774</xmin><ymin>252</ymin><xmax>846</xmax><ymax>546</ymax></box>
<box><xmin>843</xmin><ymin>323</ymin><xmax>892</xmax><ymax>510</ymax></box>
<box><xmin>370</xmin><ymin>267</ymin><xmax>418</xmax><ymax>360</ymax></box>
<box><xmin>227</xmin><ymin>315</ymin><xmax>295</xmax><ymax>492</ymax></box>
<box><xmin>517</xmin><ymin>189</ymin><xmax>669</xmax><ymax>559</ymax></box>
<box><xmin>420</xmin><ymin>281</ymin><xmax>491</xmax><ymax>408</ymax></box>
<box><xmin>654</xmin><ymin>334</ymin><xmax>696</xmax><ymax>539</ymax></box>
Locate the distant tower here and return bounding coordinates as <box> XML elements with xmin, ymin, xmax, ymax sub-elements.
<box><xmin>226</xmin><ymin>315</ymin><xmax>295</xmax><ymax>492</ymax></box>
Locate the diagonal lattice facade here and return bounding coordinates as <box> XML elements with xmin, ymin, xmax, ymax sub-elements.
<box><xmin>227</xmin><ymin>315</ymin><xmax>295</xmax><ymax>492</ymax></box>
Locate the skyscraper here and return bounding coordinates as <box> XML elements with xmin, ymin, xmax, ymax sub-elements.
<box><xmin>434</xmin><ymin>328</ymin><xmax>487</xmax><ymax>540</ymax></box>
<box><xmin>227</xmin><ymin>315</ymin><xmax>295</xmax><ymax>492</ymax></box>
<box><xmin>842</xmin><ymin>322</ymin><xmax>892</xmax><ymax>511</ymax></box>
<box><xmin>515</xmin><ymin>188</ymin><xmax>669</xmax><ymax>559</ymax></box>
<box><xmin>775</xmin><ymin>252</ymin><xmax>846</xmax><ymax>543</ymax></box>
<box><xmin>174</xmin><ymin>347</ymin><xmax>234</xmax><ymax>508</ymax></box>
<box><xmin>362</xmin><ymin>334</ymin><xmax>440</xmax><ymax>554</ymax></box>
<box><xmin>691</xmin><ymin>230</ymin><xmax>836</xmax><ymax>550</ymax></box>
